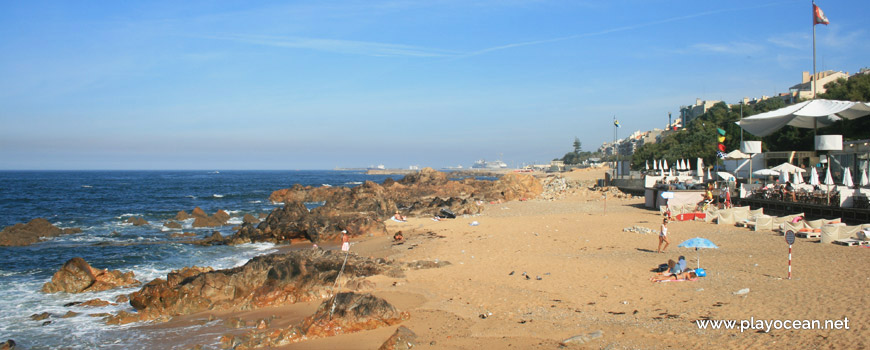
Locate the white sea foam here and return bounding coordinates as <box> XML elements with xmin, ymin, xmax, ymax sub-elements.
<box><xmin>345</xmin><ymin>181</ymin><xmax>363</xmax><ymax>185</ymax></box>
<box><xmin>227</xmin><ymin>217</ymin><xmax>243</xmax><ymax>225</ymax></box>
<box><xmin>81</xmin><ymin>185</ymin><xmax>93</xmax><ymax>188</ymax></box>
<box><xmin>186</xmin><ymin>195</ymin><xmax>196</xmax><ymax>199</ymax></box>
<box><xmin>213</xmin><ymin>194</ymin><xmax>224</xmax><ymax>198</ymax></box>
<box><xmin>321</xmin><ymin>184</ymin><xmax>332</xmax><ymax>187</ymax></box>
<box><xmin>249</xmin><ymin>200</ymin><xmax>263</xmax><ymax>204</ymax></box>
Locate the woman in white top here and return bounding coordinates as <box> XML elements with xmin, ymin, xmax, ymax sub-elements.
<box><xmin>657</xmin><ymin>218</ymin><xmax>670</xmax><ymax>253</ymax></box>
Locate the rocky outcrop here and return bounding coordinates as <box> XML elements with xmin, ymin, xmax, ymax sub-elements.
<box><xmin>163</xmin><ymin>221</ymin><xmax>182</xmax><ymax>229</ymax></box>
<box><xmin>42</xmin><ymin>258</ymin><xmax>140</xmax><ymax>294</ymax></box>
<box><xmin>113</xmin><ymin>250</ymin><xmax>403</xmax><ymax>324</ymax></box>
<box><xmin>252</xmin><ymin>168</ymin><xmax>542</xmax><ymax>244</ymax></box>
<box><xmin>125</xmin><ymin>217</ymin><xmax>148</xmax><ymax>226</ymax></box>
<box><xmin>224</xmin><ymin>292</ymin><xmax>409</xmax><ymax>348</ymax></box>
<box><xmin>0</xmin><ymin>218</ymin><xmax>82</xmax><ymax>246</ymax></box>
<box><xmin>189</xmin><ymin>207</ymin><xmax>230</xmax><ymax>228</ymax></box>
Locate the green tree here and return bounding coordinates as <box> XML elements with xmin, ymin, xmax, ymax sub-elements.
<box><xmin>573</xmin><ymin>137</ymin><xmax>582</xmax><ymax>153</ymax></box>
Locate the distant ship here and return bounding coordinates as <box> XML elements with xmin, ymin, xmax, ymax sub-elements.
<box><xmin>471</xmin><ymin>159</ymin><xmax>508</xmax><ymax>169</ymax></box>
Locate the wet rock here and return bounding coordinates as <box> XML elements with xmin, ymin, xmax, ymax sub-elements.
<box><xmin>126</xmin><ymin>217</ymin><xmax>148</xmax><ymax>226</ymax></box>
<box><xmin>0</xmin><ymin>339</ymin><xmax>15</xmax><ymax>350</ymax></box>
<box><xmin>115</xmin><ymin>294</ymin><xmax>129</xmax><ymax>303</ymax></box>
<box><xmin>80</xmin><ymin>299</ymin><xmax>110</xmax><ymax>307</ymax></box>
<box><xmin>0</xmin><ymin>218</ymin><xmax>82</xmax><ymax>246</ymax></box>
<box><xmin>127</xmin><ymin>250</ymin><xmax>403</xmax><ymax>323</ymax></box>
<box><xmin>378</xmin><ymin>326</ymin><xmax>417</xmax><ymax>350</ymax></box>
<box><xmin>345</xmin><ymin>278</ymin><xmax>376</xmax><ymax>291</ymax></box>
<box><xmin>163</xmin><ymin>221</ymin><xmax>182</xmax><ymax>229</ymax></box>
<box><xmin>62</xmin><ymin>311</ymin><xmax>79</xmax><ymax>318</ymax></box>
<box><xmin>30</xmin><ymin>312</ymin><xmax>51</xmax><ymax>321</ymax></box>
<box><xmin>41</xmin><ymin>257</ymin><xmax>140</xmax><ymax>294</ymax></box>
<box><xmin>191</xmin><ymin>207</ymin><xmax>208</xmax><ymax>218</ymax></box>
<box><xmin>175</xmin><ymin>210</ymin><xmax>191</xmax><ymax>221</ymax></box>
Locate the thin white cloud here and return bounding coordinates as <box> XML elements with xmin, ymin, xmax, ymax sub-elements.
<box><xmin>691</xmin><ymin>42</ymin><xmax>765</xmax><ymax>56</ymax></box>
<box><xmin>203</xmin><ymin>34</ymin><xmax>458</xmax><ymax>58</ymax></box>
<box><xmin>464</xmin><ymin>1</ymin><xmax>789</xmax><ymax>57</ymax></box>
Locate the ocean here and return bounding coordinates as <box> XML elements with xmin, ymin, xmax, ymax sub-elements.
<box><xmin>0</xmin><ymin>170</ymin><xmax>395</xmax><ymax>349</ymax></box>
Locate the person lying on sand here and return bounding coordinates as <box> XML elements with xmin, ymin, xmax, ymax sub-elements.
<box><xmin>650</xmin><ymin>270</ymin><xmax>698</xmax><ymax>282</ymax></box>
<box><xmin>393</xmin><ymin>211</ymin><xmax>407</xmax><ymax>222</ymax></box>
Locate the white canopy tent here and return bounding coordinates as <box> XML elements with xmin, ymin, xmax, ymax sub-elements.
<box><xmin>736</xmin><ymin>99</ymin><xmax>870</xmax><ymax>137</ymax></box>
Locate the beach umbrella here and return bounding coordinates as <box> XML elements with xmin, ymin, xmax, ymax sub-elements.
<box><xmin>707</xmin><ymin>168</ymin><xmax>713</xmax><ymax>182</ymax></box>
<box><xmin>645</xmin><ymin>160</ymin><xmax>649</xmax><ymax>171</ymax></box>
<box><xmin>753</xmin><ymin>169</ymin><xmax>780</xmax><ymax>176</ymax></box>
<box><xmin>809</xmin><ymin>167</ymin><xmax>820</xmax><ymax>186</ymax></box>
<box><xmin>696</xmin><ymin>158</ymin><xmax>704</xmax><ymax>177</ymax></box>
<box><xmin>682</xmin><ymin>159</ymin><xmax>688</xmax><ymax>170</ymax></box>
<box><xmin>779</xmin><ymin>169</ymin><xmax>789</xmax><ymax>183</ymax></box>
<box><xmin>771</xmin><ymin>162</ymin><xmax>806</xmax><ymax>173</ymax></box>
<box><xmin>663</xmin><ymin>159</ymin><xmax>669</xmax><ymax>170</ymax></box>
<box><xmin>824</xmin><ymin>167</ymin><xmax>834</xmax><ymax>186</ymax></box>
<box><xmin>669</xmin><ymin>168</ymin><xmax>674</xmax><ymax>177</ymax></box>
<box><xmin>861</xmin><ymin>168</ymin><xmax>869</xmax><ymax>187</ymax></box>
<box><xmin>653</xmin><ymin>160</ymin><xmax>657</xmax><ymax>170</ymax></box>
<box><xmin>843</xmin><ymin>168</ymin><xmax>854</xmax><ymax>187</ymax></box>
<box><xmin>793</xmin><ymin>171</ymin><xmax>803</xmax><ymax>185</ymax></box>
<box><xmin>678</xmin><ymin>237</ymin><xmax>719</xmax><ymax>269</ymax></box>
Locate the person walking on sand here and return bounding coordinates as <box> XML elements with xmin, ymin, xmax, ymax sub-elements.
<box><xmin>657</xmin><ymin>218</ymin><xmax>670</xmax><ymax>253</ymax></box>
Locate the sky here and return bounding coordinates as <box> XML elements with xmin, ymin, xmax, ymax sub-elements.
<box><xmin>1</xmin><ymin>0</ymin><xmax>868</xmax><ymax>170</ymax></box>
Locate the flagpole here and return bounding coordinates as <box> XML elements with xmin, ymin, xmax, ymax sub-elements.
<box><xmin>812</xmin><ymin>0</ymin><xmax>817</xmax><ymax>100</ymax></box>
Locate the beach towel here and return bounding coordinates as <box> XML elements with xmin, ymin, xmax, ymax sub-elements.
<box><xmin>654</xmin><ymin>277</ymin><xmax>699</xmax><ymax>283</ymax></box>
<box><xmin>390</xmin><ymin>217</ymin><xmax>406</xmax><ymax>223</ymax></box>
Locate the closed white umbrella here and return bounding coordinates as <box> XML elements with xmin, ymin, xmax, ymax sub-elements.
<box><xmin>861</xmin><ymin>168</ymin><xmax>869</xmax><ymax>187</ymax></box>
<box><xmin>707</xmin><ymin>168</ymin><xmax>713</xmax><ymax>182</ymax></box>
<box><xmin>793</xmin><ymin>171</ymin><xmax>803</xmax><ymax>185</ymax></box>
<box><xmin>663</xmin><ymin>159</ymin><xmax>669</xmax><ymax>170</ymax></box>
<box><xmin>696</xmin><ymin>158</ymin><xmax>704</xmax><ymax>177</ymax></box>
<box><xmin>682</xmin><ymin>159</ymin><xmax>688</xmax><ymax>170</ymax></box>
<box><xmin>809</xmin><ymin>167</ymin><xmax>820</xmax><ymax>186</ymax></box>
<box><xmin>653</xmin><ymin>160</ymin><xmax>657</xmax><ymax>170</ymax></box>
<box><xmin>645</xmin><ymin>160</ymin><xmax>649</xmax><ymax>171</ymax></box>
<box><xmin>843</xmin><ymin>168</ymin><xmax>854</xmax><ymax>187</ymax></box>
<box><xmin>824</xmin><ymin>167</ymin><xmax>834</xmax><ymax>186</ymax></box>
<box><xmin>780</xmin><ymin>169</ymin><xmax>789</xmax><ymax>183</ymax></box>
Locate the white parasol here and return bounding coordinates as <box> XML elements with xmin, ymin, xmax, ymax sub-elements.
<box><xmin>809</xmin><ymin>167</ymin><xmax>820</xmax><ymax>186</ymax></box>
<box><xmin>843</xmin><ymin>168</ymin><xmax>854</xmax><ymax>187</ymax></box>
<box><xmin>861</xmin><ymin>168</ymin><xmax>869</xmax><ymax>187</ymax></box>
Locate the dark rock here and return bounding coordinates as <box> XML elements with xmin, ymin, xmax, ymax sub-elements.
<box><xmin>30</xmin><ymin>312</ymin><xmax>51</xmax><ymax>321</ymax></box>
<box><xmin>163</xmin><ymin>221</ymin><xmax>182</xmax><ymax>229</ymax></box>
<box><xmin>42</xmin><ymin>257</ymin><xmax>140</xmax><ymax>294</ymax></box>
<box><xmin>0</xmin><ymin>339</ymin><xmax>15</xmax><ymax>350</ymax></box>
<box><xmin>406</xmin><ymin>260</ymin><xmax>451</xmax><ymax>270</ymax></box>
<box><xmin>191</xmin><ymin>207</ymin><xmax>208</xmax><ymax>218</ymax></box>
<box><xmin>79</xmin><ymin>299</ymin><xmax>110</xmax><ymax>307</ymax></box>
<box><xmin>169</xmin><ymin>232</ymin><xmax>197</xmax><ymax>239</ymax></box>
<box><xmin>115</xmin><ymin>294</ymin><xmax>129</xmax><ymax>303</ymax></box>
<box><xmin>62</xmin><ymin>311</ymin><xmax>79</xmax><ymax>318</ymax></box>
<box><xmin>175</xmin><ymin>211</ymin><xmax>191</xmax><ymax>221</ymax></box>
<box><xmin>0</xmin><ymin>218</ymin><xmax>82</xmax><ymax>246</ymax></box>
<box><xmin>125</xmin><ymin>217</ymin><xmax>148</xmax><ymax>226</ymax></box>
<box><xmin>379</xmin><ymin>326</ymin><xmax>417</xmax><ymax>350</ymax></box>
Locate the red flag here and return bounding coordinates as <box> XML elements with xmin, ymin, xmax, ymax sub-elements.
<box><xmin>813</xmin><ymin>4</ymin><xmax>829</xmax><ymax>25</ymax></box>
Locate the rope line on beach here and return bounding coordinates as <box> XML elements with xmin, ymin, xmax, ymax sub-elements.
<box><xmin>328</xmin><ymin>250</ymin><xmax>350</xmax><ymax>319</ymax></box>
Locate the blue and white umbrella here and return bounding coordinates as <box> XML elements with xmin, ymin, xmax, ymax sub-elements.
<box><xmin>678</xmin><ymin>237</ymin><xmax>719</xmax><ymax>268</ymax></box>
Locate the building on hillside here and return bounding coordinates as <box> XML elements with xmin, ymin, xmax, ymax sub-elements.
<box><xmin>680</xmin><ymin>98</ymin><xmax>721</xmax><ymax>127</ymax></box>
<box><xmin>789</xmin><ymin>70</ymin><xmax>849</xmax><ymax>100</ymax></box>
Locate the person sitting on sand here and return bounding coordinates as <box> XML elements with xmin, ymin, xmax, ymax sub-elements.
<box><xmin>393</xmin><ymin>211</ymin><xmax>407</xmax><ymax>222</ymax></box>
<box><xmin>657</xmin><ymin>218</ymin><xmax>670</xmax><ymax>253</ymax></box>
<box><xmin>393</xmin><ymin>231</ymin><xmax>404</xmax><ymax>242</ymax></box>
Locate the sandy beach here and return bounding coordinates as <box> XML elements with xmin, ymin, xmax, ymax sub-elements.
<box><xmin>142</xmin><ymin>167</ymin><xmax>868</xmax><ymax>349</ymax></box>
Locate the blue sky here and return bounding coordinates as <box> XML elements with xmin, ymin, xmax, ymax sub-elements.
<box><xmin>1</xmin><ymin>0</ymin><xmax>867</xmax><ymax>170</ymax></box>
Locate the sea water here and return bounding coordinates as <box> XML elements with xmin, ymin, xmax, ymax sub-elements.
<box><xmin>0</xmin><ymin>170</ymin><xmax>394</xmax><ymax>349</ymax></box>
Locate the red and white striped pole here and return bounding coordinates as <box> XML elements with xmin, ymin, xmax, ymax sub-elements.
<box><xmin>785</xmin><ymin>230</ymin><xmax>795</xmax><ymax>280</ymax></box>
<box><xmin>788</xmin><ymin>244</ymin><xmax>792</xmax><ymax>280</ymax></box>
